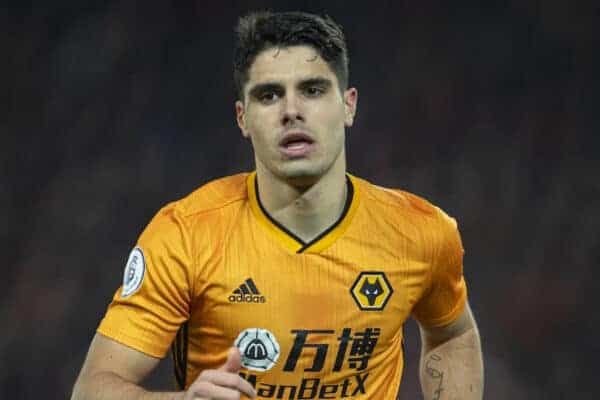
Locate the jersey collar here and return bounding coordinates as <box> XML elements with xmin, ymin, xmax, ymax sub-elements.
<box><xmin>246</xmin><ymin>171</ymin><xmax>360</xmax><ymax>254</ymax></box>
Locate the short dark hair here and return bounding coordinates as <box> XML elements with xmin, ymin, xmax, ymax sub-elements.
<box><xmin>233</xmin><ymin>11</ymin><xmax>349</xmax><ymax>100</ymax></box>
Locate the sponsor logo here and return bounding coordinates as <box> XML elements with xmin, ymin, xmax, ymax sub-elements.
<box><xmin>238</xmin><ymin>327</ymin><xmax>380</xmax><ymax>398</ymax></box>
<box><xmin>239</xmin><ymin>373</ymin><xmax>369</xmax><ymax>399</ymax></box>
<box><xmin>121</xmin><ymin>247</ymin><xmax>145</xmax><ymax>298</ymax></box>
<box><xmin>229</xmin><ymin>278</ymin><xmax>266</xmax><ymax>303</ymax></box>
<box><xmin>235</xmin><ymin>328</ymin><xmax>280</xmax><ymax>371</ymax></box>
<box><xmin>350</xmin><ymin>272</ymin><xmax>393</xmax><ymax>311</ymax></box>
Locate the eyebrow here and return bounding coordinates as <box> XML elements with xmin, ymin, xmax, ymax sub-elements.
<box><xmin>248</xmin><ymin>82</ymin><xmax>283</xmax><ymax>99</ymax></box>
<box><xmin>248</xmin><ymin>77</ymin><xmax>333</xmax><ymax>99</ymax></box>
<box><xmin>298</xmin><ymin>77</ymin><xmax>332</xmax><ymax>89</ymax></box>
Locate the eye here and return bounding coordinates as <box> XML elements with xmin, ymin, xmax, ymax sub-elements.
<box><xmin>259</xmin><ymin>91</ymin><xmax>279</xmax><ymax>104</ymax></box>
<box><xmin>304</xmin><ymin>86</ymin><xmax>325</xmax><ymax>97</ymax></box>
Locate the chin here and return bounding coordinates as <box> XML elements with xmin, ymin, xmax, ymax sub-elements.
<box><xmin>275</xmin><ymin>163</ymin><xmax>325</xmax><ymax>187</ymax></box>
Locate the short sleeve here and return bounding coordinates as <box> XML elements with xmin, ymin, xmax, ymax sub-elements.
<box><xmin>411</xmin><ymin>209</ymin><xmax>467</xmax><ymax>327</ymax></box>
<box><xmin>97</xmin><ymin>203</ymin><xmax>192</xmax><ymax>358</ymax></box>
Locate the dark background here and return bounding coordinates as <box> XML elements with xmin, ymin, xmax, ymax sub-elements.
<box><xmin>3</xmin><ymin>1</ymin><xmax>599</xmax><ymax>399</ymax></box>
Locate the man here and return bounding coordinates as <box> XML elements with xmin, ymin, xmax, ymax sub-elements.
<box><xmin>72</xmin><ymin>11</ymin><xmax>483</xmax><ymax>400</ymax></box>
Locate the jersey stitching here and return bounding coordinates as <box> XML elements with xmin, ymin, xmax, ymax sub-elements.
<box><xmin>176</xmin><ymin>206</ymin><xmax>196</xmax><ymax>305</ymax></box>
<box><xmin>359</xmin><ymin>180</ymin><xmax>437</xmax><ymax>218</ymax></box>
<box><xmin>180</xmin><ymin>195</ymin><xmax>247</xmax><ymax>219</ymax></box>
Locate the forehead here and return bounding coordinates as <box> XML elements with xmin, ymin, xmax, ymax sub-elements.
<box><xmin>247</xmin><ymin>45</ymin><xmax>338</xmax><ymax>87</ymax></box>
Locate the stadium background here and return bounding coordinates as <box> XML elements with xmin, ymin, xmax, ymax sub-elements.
<box><xmin>3</xmin><ymin>1</ymin><xmax>598</xmax><ymax>399</ymax></box>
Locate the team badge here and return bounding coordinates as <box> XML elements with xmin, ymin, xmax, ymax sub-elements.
<box><xmin>234</xmin><ymin>328</ymin><xmax>280</xmax><ymax>371</ymax></box>
<box><xmin>350</xmin><ymin>271</ymin><xmax>393</xmax><ymax>311</ymax></box>
<box><xmin>121</xmin><ymin>247</ymin><xmax>145</xmax><ymax>298</ymax></box>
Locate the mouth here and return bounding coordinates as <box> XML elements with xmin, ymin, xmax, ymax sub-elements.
<box><xmin>279</xmin><ymin>132</ymin><xmax>315</xmax><ymax>158</ymax></box>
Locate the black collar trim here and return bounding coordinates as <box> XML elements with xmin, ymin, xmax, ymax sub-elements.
<box><xmin>254</xmin><ymin>176</ymin><xmax>354</xmax><ymax>254</ymax></box>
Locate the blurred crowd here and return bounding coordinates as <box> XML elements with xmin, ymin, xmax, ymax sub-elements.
<box><xmin>2</xmin><ymin>1</ymin><xmax>598</xmax><ymax>399</ymax></box>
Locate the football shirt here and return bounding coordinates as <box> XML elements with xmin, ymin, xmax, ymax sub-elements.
<box><xmin>98</xmin><ymin>172</ymin><xmax>467</xmax><ymax>399</ymax></box>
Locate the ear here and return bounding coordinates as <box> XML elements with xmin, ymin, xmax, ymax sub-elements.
<box><xmin>236</xmin><ymin>100</ymin><xmax>250</xmax><ymax>138</ymax></box>
<box><xmin>343</xmin><ymin>87</ymin><xmax>358</xmax><ymax>127</ymax></box>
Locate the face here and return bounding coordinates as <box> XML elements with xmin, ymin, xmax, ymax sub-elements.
<box><xmin>236</xmin><ymin>45</ymin><xmax>357</xmax><ymax>186</ymax></box>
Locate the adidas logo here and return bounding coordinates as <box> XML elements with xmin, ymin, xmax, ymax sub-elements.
<box><xmin>228</xmin><ymin>278</ymin><xmax>266</xmax><ymax>303</ymax></box>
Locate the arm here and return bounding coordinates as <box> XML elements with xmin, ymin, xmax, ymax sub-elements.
<box><xmin>418</xmin><ymin>302</ymin><xmax>484</xmax><ymax>400</ymax></box>
<box><xmin>71</xmin><ymin>333</ymin><xmax>178</xmax><ymax>400</ymax></box>
<box><xmin>71</xmin><ymin>333</ymin><xmax>256</xmax><ymax>400</ymax></box>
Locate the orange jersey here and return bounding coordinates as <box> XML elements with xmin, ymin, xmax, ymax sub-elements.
<box><xmin>97</xmin><ymin>172</ymin><xmax>467</xmax><ymax>399</ymax></box>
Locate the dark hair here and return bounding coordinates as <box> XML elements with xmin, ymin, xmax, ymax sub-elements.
<box><xmin>233</xmin><ymin>11</ymin><xmax>349</xmax><ymax>100</ymax></box>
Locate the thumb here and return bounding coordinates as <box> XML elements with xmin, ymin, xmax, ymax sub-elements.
<box><xmin>219</xmin><ymin>347</ymin><xmax>242</xmax><ymax>373</ymax></box>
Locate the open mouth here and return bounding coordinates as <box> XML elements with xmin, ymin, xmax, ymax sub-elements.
<box><xmin>280</xmin><ymin>132</ymin><xmax>314</xmax><ymax>148</ymax></box>
<box><xmin>279</xmin><ymin>132</ymin><xmax>315</xmax><ymax>157</ymax></box>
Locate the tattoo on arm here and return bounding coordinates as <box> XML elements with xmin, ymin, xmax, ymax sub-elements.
<box><xmin>425</xmin><ymin>354</ymin><xmax>444</xmax><ymax>400</ymax></box>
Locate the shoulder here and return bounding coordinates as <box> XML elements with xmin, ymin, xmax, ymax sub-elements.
<box><xmin>352</xmin><ymin>174</ymin><xmax>459</xmax><ymax>236</ymax></box>
<box><xmin>168</xmin><ymin>172</ymin><xmax>250</xmax><ymax>218</ymax></box>
<box><xmin>141</xmin><ymin>173</ymin><xmax>250</xmax><ymax>239</ymax></box>
<box><xmin>353</xmin><ymin>175</ymin><xmax>437</xmax><ymax>216</ymax></box>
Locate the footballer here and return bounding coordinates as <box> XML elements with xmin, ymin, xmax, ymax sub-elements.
<box><xmin>72</xmin><ymin>11</ymin><xmax>483</xmax><ymax>400</ymax></box>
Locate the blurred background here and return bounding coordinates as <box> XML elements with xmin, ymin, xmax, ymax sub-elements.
<box><xmin>2</xmin><ymin>1</ymin><xmax>599</xmax><ymax>399</ymax></box>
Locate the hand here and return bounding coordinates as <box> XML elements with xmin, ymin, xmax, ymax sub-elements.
<box><xmin>183</xmin><ymin>347</ymin><xmax>256</xmax><ymax>400</ymax></box>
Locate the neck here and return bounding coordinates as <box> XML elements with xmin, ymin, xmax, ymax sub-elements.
<box><xmin>255</xmin><ymin>155</ymin><xmax>348</xmax><ymax>243</ymax></box>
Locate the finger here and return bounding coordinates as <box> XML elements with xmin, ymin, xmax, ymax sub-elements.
<box><xmin>197</xmin><ymin>371</ymin><xmax>256</xmax><ymax>398</ymax></box>
<box><xmin>218</xmin><ymin>347</ymin><xmax>242</xmax><ymax>373</ymax></box>
<box><xmin>191</xmin><ymin>380</ymin><xmax>251</xmax><ymax>399</ymax></box>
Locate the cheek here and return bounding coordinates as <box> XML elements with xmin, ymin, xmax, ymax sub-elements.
<box><xmin>320</xmin><ymin>100</ymin><xmax>345</xmax><ymax>125</ymax></box>
<box><xmin>318</xmin><ymin>106</ymin><xmax>346</xmax><ymax>138</ymax></box>
<box><xmin>246</xmin><ymin>114</ymin><xmax>278</xmax><ymax>154</ymax></box>
<box><xmin>248</xmin><ymin>107</ymin><xmax>280</xmax><ymax>136</ymax></box>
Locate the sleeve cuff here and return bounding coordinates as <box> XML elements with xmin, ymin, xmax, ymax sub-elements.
<box><xmin>416</xmin><ymin>286</ymin><xmax>468</xmax><ymax>328</ymax></box>
<box><xmin>96</xmin><ymin>323</ymin><xmax>169</xmax><ymax>359</ymax></box>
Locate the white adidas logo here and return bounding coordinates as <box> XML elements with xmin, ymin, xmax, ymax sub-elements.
<box><xmin>228</xmin><ymin>278</ymin><xmax>266</xmax><ymax>303</ymax></box>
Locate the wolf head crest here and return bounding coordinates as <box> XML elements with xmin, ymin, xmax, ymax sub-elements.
<box><xmin>359</xmin><ymin>277</ymin><xmax>384</xmax><ymax>306</ymax></box>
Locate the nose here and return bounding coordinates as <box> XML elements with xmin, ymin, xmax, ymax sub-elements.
<box><xmin>281</xmin><ymin>93</ymin><xmax>304</xmax><ymax>125</ymax></box>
